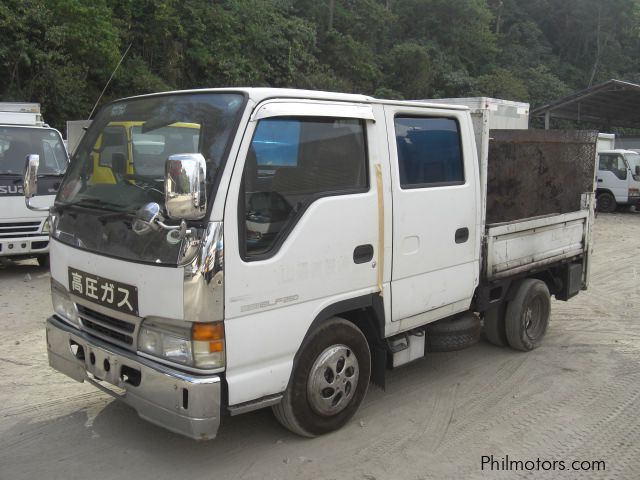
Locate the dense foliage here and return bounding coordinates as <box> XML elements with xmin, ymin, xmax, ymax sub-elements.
<box><xmin>1</xmin><ymin>0</ymin><xmax>639</xmax><ymax>130</ymax></box>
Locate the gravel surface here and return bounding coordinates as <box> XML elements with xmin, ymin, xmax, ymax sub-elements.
<box><xmin>0</xmin><ymin>213</ymin><xmax>638</xmax><ymax>480</ymax></box>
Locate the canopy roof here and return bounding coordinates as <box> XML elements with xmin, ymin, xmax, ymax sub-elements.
<box><xmin>531</xmin><ymin>79</ymin><xmax>640</xmax><ymax>129</ymax></box>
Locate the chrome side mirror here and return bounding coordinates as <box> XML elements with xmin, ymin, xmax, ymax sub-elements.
<box><xmin>165</xmin><ymin>153</ymin><xmax>207</xmax><ymax>220</ymax></box>
<box><xmin>24</xmin><ymin>154</ymin><xmax>48</xmax><ymax>211</ymax></box>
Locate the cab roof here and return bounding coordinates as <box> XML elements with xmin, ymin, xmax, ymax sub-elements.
<box><xmin>115</xmin><ymin>87</ymin><xmax>469</xmax><ymax>112</ymax></box>
<box><xmin>599</xmin><ymin>149</ymin><xmax>639</xmax><ymax>155</ymax></box>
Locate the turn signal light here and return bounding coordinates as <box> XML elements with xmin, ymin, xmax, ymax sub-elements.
<box><xmin>192</xmin><ymin>322</ymin><xmax>224</xmax><ymax>341</ymax></box>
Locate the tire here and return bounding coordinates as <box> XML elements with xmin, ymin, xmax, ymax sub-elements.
<box><xmin>483</xmin><ymin>303</ymin><xmax>508</xmax><ymax>347</ymax></box>
<box><xmin>426</xmin><ymin>314</ymin><xmax>481</xmax><ymax>352</ymax></box>
<box><xmin>272</xmin><ymin>317</ymin><xmax>370</xmax><ymax>437</ymax></box>
<box><xmin>597</xmin><ymin>192</ymin><xmax>616</xmax><ymax>213</ymax></box>
<box><xmin>36</xmin><ymin>255</ymin><xmax>49</xmax><ymax>268</ymax></box>
<box><xmin>505</xmin><ymin>279</ymin><xmax>551</xmax><ymax>351</ymax></box>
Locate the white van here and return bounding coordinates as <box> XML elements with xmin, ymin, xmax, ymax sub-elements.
<box><xmin>0</xmin><ymin>103</ymin><xmax>68</xmax><ymax>266</ymax></box>
<box><xmin>26</xmin><ymin>89</ymin><xmax>596</xmax><ymax>440</ymax></box>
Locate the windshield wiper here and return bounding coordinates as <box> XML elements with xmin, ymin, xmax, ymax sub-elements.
<box><xmin>59</xmin><ymin>197</ymin><xmax>132</xmax><ymax>212</ymax></box>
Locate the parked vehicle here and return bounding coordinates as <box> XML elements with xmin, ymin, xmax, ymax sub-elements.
<box><xmin>596</xmin><ymin>142</ymin><xmax>640</xmax><ymax>213</ymax></box>
<box><xmin>26</xmin><ymin>89</ymin><xmax>596</xmax><ymax>440</ymax></box>
<box><xmin>1</xmin><ymin>103</ymin><xmax>68</xmax><ymax>266</ymax></box>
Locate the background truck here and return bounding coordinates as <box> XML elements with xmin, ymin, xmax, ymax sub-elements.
<box><xmin>594</xmin><ymin>134</ymin><xmax>640</xmax><ymax>212</ymax></box>
<box><xmin>0</xmin><ymin>102</ymin><xmax>68</xmax><ymax>266</ymax></box>
<box><xmin>25</xmin><ymin>89</ymin><xmax>596</xmax><ymax>440</ymax></box>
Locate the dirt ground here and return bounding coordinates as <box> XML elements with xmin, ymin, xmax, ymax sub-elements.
<box><xmin>0</xmin><ymin>212</ymin><xmax>639</xmax><ymax>480</ymax></box>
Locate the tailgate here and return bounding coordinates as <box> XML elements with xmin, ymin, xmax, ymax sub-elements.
<box><xmin>485</xmin><ymin>210</ymin><xmax>589</xmax><ymax>281</ymax></box>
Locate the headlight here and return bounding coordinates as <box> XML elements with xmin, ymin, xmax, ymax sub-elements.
<box><xmin>51</xmin><ymin>279</ymin><xmax>79</xmax><ymax>327</ymax></box>
<box><xmin>629</xmin><ymin>188</ymin><xmax>640</xmax><ymax>197</ymax></box>
<box><xmin>138</xmin><ymin>319</ymin><xmax>225</xmax><ymax>370</ymax></box>
<box><xmin>42</xmin><ymin>217</ymin><xmax>50</xmax><ymax>234</ymax></box>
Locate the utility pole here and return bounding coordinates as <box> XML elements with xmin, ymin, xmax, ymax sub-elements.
<box><xmin>328</xmin><ymin>0</ymin><xmax>335</xmax><ymax>31</ymax></box>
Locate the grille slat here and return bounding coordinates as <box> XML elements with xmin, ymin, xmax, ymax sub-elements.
<box><xmin>0</xmin><ymin>221</ymin><xmax>41</xmax><ymax>237</ymax></box>
<box><xmin>77</xmin><ymin>305</ymin><xmax>135</xmax><ymax>347</ymax></box>
<box><xmin>0</xmin><ymin>221</ymin><xmax>41</xmax><ymax>228</ymax></box>
<box><xmin>0</xmin><ymin>233</ymin><xmax>44</xmax><ymax>238</ymax></box>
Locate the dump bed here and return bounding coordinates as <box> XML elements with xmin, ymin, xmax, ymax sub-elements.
<box><xmin>482</xmin><ymin>129</ymin><xmax>597</xmax><ymax>287</ymax></box>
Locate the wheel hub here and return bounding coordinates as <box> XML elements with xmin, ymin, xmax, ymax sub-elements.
<box><xmin>524</xmin><ymin>297</ymin><xmax>544</xmax><ymax>339</ymax></box>
<box><xmin>307</xmin><ymin>344</ymin><xmax>359</xmax><ymax>416</ymax></box>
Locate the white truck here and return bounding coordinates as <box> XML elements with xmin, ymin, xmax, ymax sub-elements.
<box><xmin>594</xmin><ymin>134</ymin><xmax>640</xmax><ymax>212</ymax></box>
<box><xmin>25</xmin><ymin>89</ymin><xmax>596</xmax><ymax>440</ymax></box>
<box><xmin>1</xmin><ymin>103</ymin><xmax>68</xmax><ymax>266</ymax></box>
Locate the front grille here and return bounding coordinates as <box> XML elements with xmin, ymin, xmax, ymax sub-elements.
<box><xmin>77</xmin><ymin>305</ymin><xmax>135</xmax><ymax>347</ymax></box>
<box><xmin>0</xmin><ymin>221</ymin><xmax>41</xmax><ymax>238</ymax></box>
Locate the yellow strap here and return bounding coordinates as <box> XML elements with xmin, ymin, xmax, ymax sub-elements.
<box><xmin>375</xmin><ymin>164</ymin><xmax>384</xmax><ymax>296</ymax></box>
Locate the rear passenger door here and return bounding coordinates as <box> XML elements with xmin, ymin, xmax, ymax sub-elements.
<box><xmin>384</xmin><ymin>105</ymin><xmax>480</xmax><ymax>324</ymax></box>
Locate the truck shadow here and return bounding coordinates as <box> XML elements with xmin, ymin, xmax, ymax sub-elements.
<box><xmin>1</xmin><ymin>341</ymin><xmax>530</xmax><ymax>479</ymax></box>
<box><xmin>0</xmin><ymin>258</ymin><xmax>48</xmax><ymax>276</ymax></box>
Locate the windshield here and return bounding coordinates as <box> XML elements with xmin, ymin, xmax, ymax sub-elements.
<box><xmin>57</xmin><ymin>92</ymin><xmax>245</xmax><ymax>212</ymax></box>
<box><xmin>624</xmin><ymin>152</ymin><xmax>640</xmax><ymax>172</ymax></box>
<box><xmin>0</xmin><ymin>127</ymin><xmax>67</xmax><ymax>175</ymax></box>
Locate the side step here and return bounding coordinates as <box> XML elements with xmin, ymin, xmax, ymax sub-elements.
<box><xmin>386</xmin><ymin>312</ymin><xmax>482</xmax><ymax>366</ymax></box>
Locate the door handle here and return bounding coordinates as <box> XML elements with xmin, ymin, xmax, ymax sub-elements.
<box><xmin>353</xmin><ymin>244</ymin><xmax>374</xmax><ymax>264</ymax></box>
<box><xmin>455</xmin><ymin>228</ymin><xmax>469</xmax><ymax>244</ymax></box>
<box><xmin>597</xmin><ymin>178</ymin><xmax>603</xmax><ymax>183</ymax></box>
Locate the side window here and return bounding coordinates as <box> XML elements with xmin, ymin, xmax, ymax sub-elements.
<box><xmin>42</xmin><ymin>138</ymin><xmax>67</xmax><ymax>173</ymax></box>
<box><xmin>599</xmin><ymin>154</ymin><xmax>627</xmax><ymax>180</ymax></box>
<box><xmin>132</xmin><ymin>124</ymin><xmax>201</xmax><ymax>176</ymax></box>
<box><xmin>241</xmin><ymin>117</ymin><xmax>368</xmax><ymax>258</ymax></box>
<box><xmin>98</xmin><ymin>126</ymin><xmax>127</xmax><ymax>168</ymax></box>
<box><xmin>394</xmin><ymin>117</ymin><xmax>464</xmax><ymax>188</ymax></box>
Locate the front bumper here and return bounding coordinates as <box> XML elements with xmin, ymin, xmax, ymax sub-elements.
<box><xmin>0</xmin><ymin>235</ymin><xmax>49</xmax><ymax>257</ymax></box>
<box><xmin>46</xmin><ymin>316</ymin><xmax>222</xmax><ymax>440</ymax></box>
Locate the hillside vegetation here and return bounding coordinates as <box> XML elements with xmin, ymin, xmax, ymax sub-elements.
<box><xmin>1</xmin><ymin>0</ymin><xmax>639</xmax><ymax>129</ymax></box>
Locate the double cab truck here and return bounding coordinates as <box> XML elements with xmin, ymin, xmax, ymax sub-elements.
<box><xmin>1</xmin><ymin>102</ymin><xmax>68</xmax><ymax>266</ymax></box>
<box><xmin>24</xmin><ymin>89</ymin><xmax>596</xmax><ymax>440</ymax></box>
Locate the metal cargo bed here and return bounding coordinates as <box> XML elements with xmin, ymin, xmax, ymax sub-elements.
<box><xmin>484</xmin><ymin>210</ymin><xmax>589</xmax><ymax>281</ymax></box>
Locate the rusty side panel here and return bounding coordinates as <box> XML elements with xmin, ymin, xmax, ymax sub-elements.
<box><xmin>486</xmin><ymin>130</ymin><xmax>598</xmax><ymax>224</ymax></box>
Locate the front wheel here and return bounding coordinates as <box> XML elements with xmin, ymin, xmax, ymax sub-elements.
<box><xmin>597</xmin><ymin>192</ymin><xmax>616</xmax><ymax>213</ymax></box>
<box><xmin>272</xmin><ymin>317</ymin><xmax>370</xmax><ymax>437</ymax></box>
<box><xmin>36</xmin><ymin>255</ymin><xmax>49</xmax><ymax>268</ymax></box>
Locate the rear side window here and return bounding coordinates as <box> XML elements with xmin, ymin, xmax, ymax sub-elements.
<box><xmin>394</xmin><ymin>117</ymin><xmax>464</xmax><ymax>188</ymax></box>
<box><xmin>241</xmin><ymin>117</ymin><xmax>368</xmax><ymax>258</ymax></box>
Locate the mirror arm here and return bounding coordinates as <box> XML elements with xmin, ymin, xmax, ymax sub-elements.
<box><xmin>25</xmin><ymin>198</ymin><xmax>49</xmax><ymax>212</ymax></box>
<box><xmin>24</xmin><ymin>154</ymin><xmax>49</xmax><ymax>211</ymax></box>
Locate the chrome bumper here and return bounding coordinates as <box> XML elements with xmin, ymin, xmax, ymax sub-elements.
<box><xmin>0</xmin><ymin>235</ymin><xmax>49</xmax><ymax>257</ymax></box>
<box><xmin>46</xmin><ymin>316</ymin><xmax>222</xmax><ymax>440</ymax></box>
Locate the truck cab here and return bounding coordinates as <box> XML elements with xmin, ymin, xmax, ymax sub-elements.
<box><xmin>0</xmin><ymin>103</ymin><xmax>68</xmax><ymax>266</ymax></box>
<box><xmin>596</xmin><ymin>149</ymin><xmax>640</xmax><ymax>212</ymax></box>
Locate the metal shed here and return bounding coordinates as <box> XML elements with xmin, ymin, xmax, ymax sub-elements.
<box><xmin>531</xmin><ymin>79</ymin><xmax>640</xmax><ymax>129</ymax></box>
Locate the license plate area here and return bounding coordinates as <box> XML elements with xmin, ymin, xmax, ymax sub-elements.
<box><xmin>80</xmin><ymin>343</ymin><xmax>141</xmax><ymax>392</ymax></box>
<box><xmin>68</xmin><ymin>267</ymin><xmax>139</xmax><ymax>316</ymax></box>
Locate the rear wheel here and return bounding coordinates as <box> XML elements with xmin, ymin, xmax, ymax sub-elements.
<box><xmin>505</xmin><ymin>279</ymin><xmax>551</xmax><ymax>351</ymax></box>
<box><xmin>273</xmin><ymin>317</ymin><xmax>370</xmax><ymax>437</ymax></box>
<box><xmin>597</xmin><ymin>192</ymin><xmax>616</xmax><ymax>213</ymax></box>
